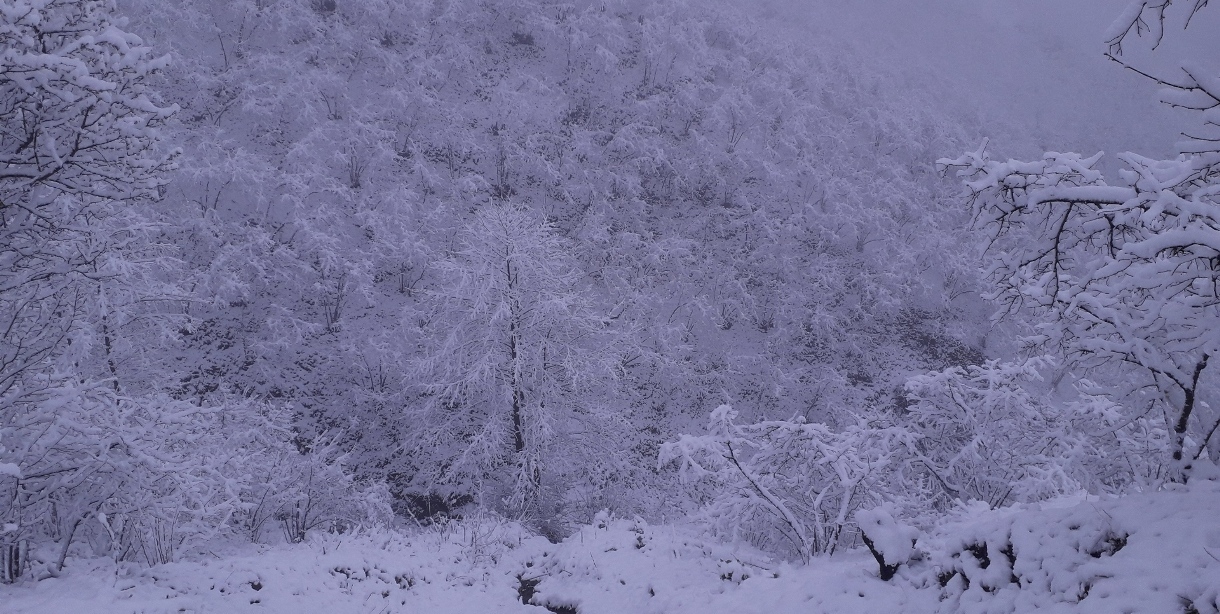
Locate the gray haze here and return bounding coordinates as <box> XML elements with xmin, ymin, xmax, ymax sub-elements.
<box><xmin>758</xmin><ymin>0</ymin><xmax>1217</xmax><ymax>158</ymax></box>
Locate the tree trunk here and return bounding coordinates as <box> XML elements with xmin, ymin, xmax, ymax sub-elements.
<box><xmin>1</xmin><ymin>540</ymin><xmax>26</xmax><ymax>583</ymax></box>
<box><xmin>1169</xmin><ymin>354</ymin><xmax>1209</xmax><ymax>482</ymax></box>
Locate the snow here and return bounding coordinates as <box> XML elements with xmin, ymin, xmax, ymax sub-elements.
<box><xmin>917</xmin><ymin>469</ymin><xmax>1220</xmax><ymax>613</ymax></box>
<box><xmin>3</xmin><ymin>0</ymin><xmax>1218</xmax><ymax>611</ymax></box>
<box><xmin>2</xmin><ymin>520</ymin><xmax>549</xmax><ymax>614</ymax></box>
<box><xmin>1027</xmin><ymin>186</ymin><xmax>1135</xmax><ymax>207</ymax></box>
<box><xmin>5</xmin><ymin>479</ymin><xmax>1220</xmax><ymax>614</ymax></box>
<box><xmin>856</xmin><ymin>504</ymin><xmax>919</xmax><ymax>566</ymax></box>
<box><xmin>1102</xmin><ymin>1</ymin><xmax>1149</xmax><ymax>43</ymax></box>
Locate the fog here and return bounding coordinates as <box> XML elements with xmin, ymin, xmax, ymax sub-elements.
<box><xmin>756</xmin><ymin>0</ymin><xmax>1218</xmax><ymax>159</ymax></box>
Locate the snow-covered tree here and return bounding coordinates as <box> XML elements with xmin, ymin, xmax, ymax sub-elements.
<box><xmin>1</xmin><ymin>0</ymin><xmax>179</xmax><ymax>578</ymax></box>
<box><xmin>0</xmin><ymin>1</ymin><xmax>387</xmax><ymax>581</ymax></box>
<box><xmin>410</xmin><ymin>204</ymin><xmax>629</xmax><ymax>518</ymax></box>
<box><xmin>0</xmin><ymin>0</ymin><xmax>177</xmax><ymax>397</ymax></box>
<box><xmin>939</xmin><ymin>143</ymin><xmax>1220</xmax><ymax>481</ymax></box>
<box><xmin>938</xmin><ymin>0</ymin><xmax>1218</xmax><ymax>482</ymax></box>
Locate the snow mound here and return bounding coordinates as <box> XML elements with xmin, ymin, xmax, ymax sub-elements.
<box><xmin>857</xmin><ymin>504</ymin><xmax>920</xmax><ymax>568</ymax></box>
<box><xmin>914</xmin><ymin>473</ymin><xmax>1220</xmax><ymax>613</ymax></box>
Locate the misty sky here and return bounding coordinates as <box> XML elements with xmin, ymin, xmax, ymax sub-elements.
<box><xmin>759</xmin><ymin>0</ymin><xmax>1218</xmax><ymax>159</ymax></box>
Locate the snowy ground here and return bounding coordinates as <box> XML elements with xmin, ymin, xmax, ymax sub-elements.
<box><xmin>4</xmin><ymin>477</ymin><xmax>1219</xmax><ymax>614</ymax></box>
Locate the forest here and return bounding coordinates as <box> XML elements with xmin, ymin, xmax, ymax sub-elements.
<box><xmin>2</xmin><ymin>0</ymin><xmax>1219</xmax><ymax>612</ymax></box>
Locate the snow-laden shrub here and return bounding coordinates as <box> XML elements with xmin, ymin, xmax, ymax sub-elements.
<box><xmin>2</xmin><ymin>387</ymin><xmax>250</xmax><ymax>575</ymax></box>
<box><xmin>660</xmin><ymin>404</ymin><xmax>919</xmax><ymax>560</ymax></box>
<box><xmin>244</xmin><ymin>438</ymin><xmax>395</xmax><ymax>546</ymax></box>
<box><xmin>903</xmin><ymin>358</ymin><xmax>1153</xmax><ymax>509</ymax></box>
<box><xmin>1</xmin><ymin>388</ymin><xmax>390</xmax><ymax>578</ymax></box>
<box><xmin>662</xmin><ymin>360</ymin><xmax>1165</xmax><ymax>562</ymax></box>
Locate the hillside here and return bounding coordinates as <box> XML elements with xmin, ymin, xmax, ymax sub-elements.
<box><xmin>2</xmin><ymin>0</ymin><xmax>1217</xmax><ymax>609</ymax></box>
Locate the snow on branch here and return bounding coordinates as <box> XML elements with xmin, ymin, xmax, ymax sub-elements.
<box><xmin>939</xmin><ymin>140</ymin><xmax>1220</xmax><ymax>481</ymax></box>
<box><xmin>1102</xmin><ymin>1</ymin><xmax>1217</xmax><ymax>153</ymax></box>
<box><xmin>660</xmin><ymin>404</ymin><xmax>917</xmax><ymax>561</ymax></box>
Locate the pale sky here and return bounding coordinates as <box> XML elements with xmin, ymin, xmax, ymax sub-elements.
<box><xmin>755</xmin><ymin>0</ymin><xmax>1218</xmax><ymax>159</ymax></box>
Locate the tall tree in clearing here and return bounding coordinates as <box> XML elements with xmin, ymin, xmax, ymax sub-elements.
<box><xmin>410</xmin><ymin>204</ymin><xmax>630</xmax><ymax>518</ymax></box>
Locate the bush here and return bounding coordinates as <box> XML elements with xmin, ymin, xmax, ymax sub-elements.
<box><xmin>660</xmin><ymin>404</ymin><xmax>918</xmax><ymax>560</ymax></box>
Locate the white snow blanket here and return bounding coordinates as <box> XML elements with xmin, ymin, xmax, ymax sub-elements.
<box><xmin>3</xmin><ymin>478</ymin><xmax>1219</xmax><ymax>614</ymax></box>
